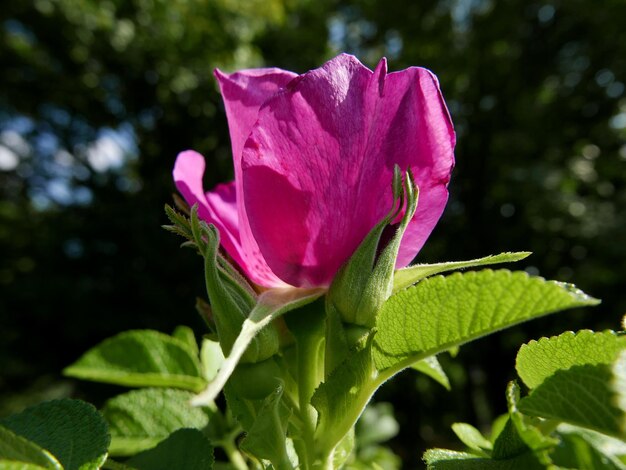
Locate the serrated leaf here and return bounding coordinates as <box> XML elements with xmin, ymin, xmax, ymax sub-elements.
<box><xmin>393</xmin><ymin>252</ymin><xmax>531</xmax><ymax>292</ymax></box>
<box><xmin>412</xmin><ymin>356</ymin><xmax>450</xmax><ymax>390</ymax></box>
<box><xmin>517</xmin><ymin>330</ymin><xmax>626</xmax><ymax>389</ymax></box>
<box><xmin>101</xmin><ymin>388</ymin><xmax>210</xmax><ymax>456</ymax></box>
<box><xmin>240</xmin><ymin>386</ymin><xmax>292</xmax><ymax>467</ymax></box>
<box><xmin>423</xmin><ymin>448</ymin><xmax>547</xmax><ymax>469</ymax></box>
<box><xmin>1</xmin><ymin>399</ymin><xmax>110</xmax><ymax>470</ymax></box>
<box><xmin>519</xmin><ymin>364</ymin><xmax>624</xmax><ymax>439</ymax></box>
<box><xmin>64</xmin><ymin>330</ymin><xmax>206</xmax><ymax>392</ymax></box>
<box><xmin>125</xmin><ymin>429</ymin><xmax>213</xmax><ymax>470</ymax></box>
<box><xmin>451</xmin><ymin>423</ymin><xmax>492</xmax><ymax>455</ymax></box>
<box><xmin>374</xmin><ymin>270</ymin><xmax>599</xmax><ymax>372</ymax></box>
<box><xmin>0</xmin><ymin>425</ymin><xmax>62</xmax><ymax>469</ymax></box>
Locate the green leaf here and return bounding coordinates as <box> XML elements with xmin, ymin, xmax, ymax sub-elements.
<box><xmin>101</xmin><ymin>388</ymin><xmax>210</xmax><ymax>456</ymax></box>
<box><xmin>423</xmin><ymin>449</ymin><xmax>547</xmax><ymax>469</ymax></box>
<box><xmin>125</xmin><ymin>429</ymin><xmax>214</xmax><ymax>470</ymax></box>
<box><xmin>519</xmin><ymin>364</ymin><xmax>624</xmax><ymax>439</ymax></box>
<box><xmin>222</xmin><ymin>383</ymin><xmax>257</xmax><ymax>432</ymax></box>
<box><xmin>504</xmin><ymin>382</ymin><xmax>558</xmax><ymax>453</ymax></box>
<box><xmin>1</xmin><ymin>399</ymin><xmax>110</xmax><ymax>470</ymax></box>
<box><xmin>412</xmin><ymin>356</ymin><xmax>450</xmax><ymax>390</ymax></box>
<box><xmin>517</xmin><ymin>330</ymin><xmax>626</xmax><ymax>389</ymax></box>
<box><xmin>491</xmin><ymin>419</ymin><xmax>528</xmax><ymax>460</ymax></box>
<box><xmin>0</xmin><ymin>425</ymin><xmax>62</xmax><ymax>469</ymax></box>
<box><xmin>240</xmin><ymin>385</ymin><xmax>292</xmax><ymax>467</ymax></box>
<box><xmin>373</xmin><ymin>270</ymin><xmax>599</xmax><ymax>372</ymax></box>
<box><xmin>553</xmin><ymin>424</ymin><xmax>626</xmax><ymax>469</ymax></box>
<box><xmin>172</xmin><ymin>326</ymin><xmax>199</xmax><ymax>357</ymax></box>
<box><xmin>356</xmin><ymin>402</ymin><xmax>399</xmax><ymax>447</ymax></box>
<box><xmin>191</xmin><ymin>286</ymin><xmax>324</xmax><ymax>406</ymax></box>
<box><xmin>333</xmin><ymin>429</ymin><xmax>355</xmax><ymax>470</ymax></box>
<box><xmin>612</xmin><ymin>350</ymin><xmax>626</xmax><ymax>423</ymax></box>
<box><xmin>393</xmin><ymin>252</ymin><xmax>531</xmax><ymax>292</ymax></box>
<box><xmin>0</xmin><ymin>463</ymin><xmax>52</xmax><ymax>470</ymax></box>
<box><xmin>199</xmin><ymin>339</ymin><xmax>224</xmax><ymax>382</ymax></box>
<box><xmin>64</xmin><ymin>330</ymin><xmax>206</xmax><ymax>392</ymax></box>
<box><xmin>451</xmin><ymin>423</ymin><xmax>492</xmax><ymax>455</ymax></box>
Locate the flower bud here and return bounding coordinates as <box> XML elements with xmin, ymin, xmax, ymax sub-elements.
<box><xmin>328</xmin><ymin>167</ymin><xmax>418</xmax><ymax>328</ymax></box>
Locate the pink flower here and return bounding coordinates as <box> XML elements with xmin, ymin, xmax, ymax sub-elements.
<box><xmin>174</xmin><ymin>54</ymin><xmax>455</xmax><ymax>289</ymax></box>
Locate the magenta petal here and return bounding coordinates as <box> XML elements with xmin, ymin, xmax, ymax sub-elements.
<box><xmin>214</xmin><ymin>67</ymin><xmax>298</xmax><ymax>171</ymax></box>
<box><xmin>173</xmin><ymin>150</ymin><xmax>286</xmax><ymax>288</ymax></box>
<box><xmin>241</xmin><ymin>54</ymin><xmax>455</xmax><ymax>287</ymax></box>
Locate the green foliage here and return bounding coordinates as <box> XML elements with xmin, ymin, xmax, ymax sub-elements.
<box><xmin>374</xmin><ymin>270</ymin><xmax>600</xmax><ymax>371</ymax></box>
<box><xmin>450</xmin><ymin>423</ymin><xmax>491</xmax><ymax>456</ymax></box>
<box><xmin>312</xmin><ymin>345</ymin><xmax>377</xmax><ymax>455</ymax></box>
<box><xmin>101</xmin><ymin>388</ymin><xmax>210</xmax><ymax>456</ymax></box>
<box><xmin>516</xmin><ymin>330</ymin><xmax>626</xmax><ymax>389</ymax></box>
<box><xmin>0</xmin><ymin>399</ymin><xmax>110</xmax><ymax>470</ymax></box>
<box><xmin>0</xmin><ymin>425</ymin><xmax>62</xmax><ymax>470</ymax></box>
<box><xmin>63</xmin><ymin>330</ymin><xmax>206</xmax><ymax>392</ymax></box>
<box><xmin>199</xmin><ymin>339</ymin><xmax>224</xmax><ymax>382</ymax></box>
<box><xmin>239</xmin><ymin>386</ymin><xmax>292</xmax><ymax>466</ymax></box>
<box><xmin>411</xmin><ymin>356</ymin><xmax>451</xmax><ymax>390</ymax></box>
<box><xmin>520</xmin><ymin>364</ymin><xmax>623</xmax><ymax>438</ymax></box>
<box><xmin>425</xmin><ymin>328</ymin><xmax>626</xmax><ymax>469</ymax></box>
<box><xmin>3</xmin><ymin>2</ymin><xmax>626</xmax><ymax>467</ymax></box>
<box><xmin>393</xmin><ymin>252</ymin><xmax>531</xmax><ymax>292</ymax></box>
<box><xmin>124</xmin><ymin>429</ymin><xmax>214</xmax><ymax>470</ymax></box>
<box><xmin>424</xmin><ymin>449</ymin><xmax>545</xmax><ymax>469</ymax></box>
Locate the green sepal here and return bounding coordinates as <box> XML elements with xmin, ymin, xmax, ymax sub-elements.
<box><xmin>328</xmin><ymin>166</ymin><xmax>417</xmax><ymax>328</ymax></box>
<box><xmin>239</xmin><ymin>385</ymin><xmax>293</xmax><ymax>469</ymax></box>
<box><xmin>189</xmin><ymin>207</ymin><xmax>279</xmax><ymax>364</ymax></box>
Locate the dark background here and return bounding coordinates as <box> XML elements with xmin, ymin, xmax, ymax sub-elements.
<box><xmin>1</xmin><ymin>0</ymin><xmax>625</xmax><ymax>467</ymax></box>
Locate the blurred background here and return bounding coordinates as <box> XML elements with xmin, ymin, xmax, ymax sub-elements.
<box><xmin>1</xmin><ymin>0</ymin><xmax>625</xmax><ymax>467</ymax></box>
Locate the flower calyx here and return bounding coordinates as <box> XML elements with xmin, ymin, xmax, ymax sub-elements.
<box><xmin>186</xmin><ymin>205</ymin><xmax>281</xmax><ymax>364</ymax></box>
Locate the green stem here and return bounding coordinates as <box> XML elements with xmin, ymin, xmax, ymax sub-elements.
<box><xmin>285</xmin><ymin>301</ymin><xmax>326</xmax><ymax>468</ymax></box>
<box><xmin>222</xmin><ymin>439</ymin><xmax>248</xmax><ymax>470</ymax></box>
<box><xmin>297</xmin><ymin>330</ymin><xmax>322</xmax><ymax>469</ymax></box>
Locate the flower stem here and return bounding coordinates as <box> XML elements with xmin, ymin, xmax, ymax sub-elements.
<box><xmin>297</xmin><ymin>332</ymin><xmax>320</xmax><ymax>469</ymax></box>
<box><xmin>285</xmin><ymin>301</ymin><xmax>326</xmax><ymax>468</ymax></box>
<box><xmin>222</xmin><ymin>439</ymin><xmax>248</xmax><ymax>470</ymax></box>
